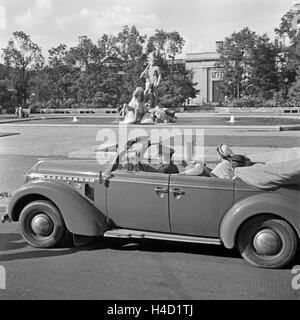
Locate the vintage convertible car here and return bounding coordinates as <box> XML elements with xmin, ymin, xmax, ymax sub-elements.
<box><xmin>2</xmin><ymin>136</ymin><xmax>300</xmax><ymax>269</ymax></box>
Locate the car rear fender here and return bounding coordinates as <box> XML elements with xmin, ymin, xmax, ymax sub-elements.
<box><xmin>8</xmin><ymin>180</ymin><xmax>108</xmax><ymax>236</ymax></box>
<box><xmin>219</xmin><ymin>193</ymin><xmax>300</xmax><ymax>249</ymax></box>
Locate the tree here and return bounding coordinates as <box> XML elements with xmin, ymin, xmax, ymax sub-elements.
<box><xmin>216</xmin><ymin>27</ymin><xmax>279</xmax><ymax>100</ymax></box>
<box><xmin>48</xmin><ymin>44</ymin><xmax>69</xmax><ymax>68</ymax></box>
<box><xmin>287</xmin><ymin>32</ymin><xmax>300</xmax><ymax>105</ymax></box>
<box><xmin>2</xmin><ymin>31</ymin><xmax>44</xmax><ymax>106</ymax></box>
<box><xmin>275</xmin><ymin>4</ymin><xmax>300</xmax><ymax>99</ymax></box>
<box><xmin>0</xmin><ymin>79</ymin><xmax>14</xmax><ymax>107</ymax></box>
<box><xmin>275</xmin><ymin>4</ymin><xmax>300</xmax><ymax>44</ymax></box>
<box><xmin>115</xmin><ymin>25</ymin><xmax>147</xmax><ymax>102</ymax></box>
<box><xmin>30</xmin><ymin>68</ymin><xmax>53</xmax><ymax>103</ymax></box>
<box><xmin>145</xmin><ymin>29</ymin><xmax>193</xmax><ymax>107</ymax></box>
<box><xmin>0</xmin><ymin>64</ymin><xmax>15</xmax><ymax>112</ymax></box>
<box><xmin>1</xmin><ymin>26</ymin><xmax>197</xmax><ymax>110</ymax></box>
<box><xmin>99</xmin><ymin>26</ymin><xmax>189</xmax><ymax>107</ymax></box>
<box><xmin>147</xmin><ymin>29</ymin><xmax>168</xmax><ymax>58</ymax></box>
<box><xmin>46</xmin><ymin>44</ymin><xmax>71</xmax><ymax>102</ymax></box>
<box><xmin>166</xmin><ymin>31</ymin><xmax>185</xmax><ymax>62</ymax></box>
<box><xmin>146</xmin><ymin>30</ymin><xmax>185</xmax><ymax>61</ymax></box>
<box><xmin>249</xmin><ymin>34</ymin><xmax>280</xmax><ymax>99</ymax></box>
<box><xmin>97</xmin><ymin>33</ymin><xmax>119</xmax><ymax>64</ymax></box>
<box><xmin>157</xmin><ymin>62</ymin><xmax>199</xmax><ymax>108</ymax></box>
<box><xmin>116</xmin><ymin>25</ymin><xmax>146</xmax><ymax>60</ymax></box>
<box><xmin>65</xmin><ymin>36</ymin><xmax>99</xmax><ymax>72</ymax></box>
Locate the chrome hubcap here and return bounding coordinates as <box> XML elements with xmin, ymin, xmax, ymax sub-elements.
<box><xmin>253</xmin><ymin>229</ymin><xmax>282</xmax><ymax>255</ymax></box>
<box><xmin>31</xmin><ymin>214</ymin><xmax>54</xmax><ymax>237</ymax></box>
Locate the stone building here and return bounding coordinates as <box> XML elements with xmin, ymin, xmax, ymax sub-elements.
<box><xmin>185</xmin><ymin>42</ymin><xmax>225</xmax><ymax>105</ymax></box>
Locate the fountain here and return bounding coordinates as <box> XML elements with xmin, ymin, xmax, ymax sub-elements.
<box><xmin>228</xmin><ymin>115</ymin><xmax>236</xmax><ymax>124</ymax></box>
<box><xmin>72</xmin><ymin>116</ymin><xmax>79</xmax><ymax>123</ymax></box>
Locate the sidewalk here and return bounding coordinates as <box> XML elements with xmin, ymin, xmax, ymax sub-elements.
<box><xmin>0</xmin><ymin>114</ymin><xmax>117</xmax><ymax>124</ymax></box>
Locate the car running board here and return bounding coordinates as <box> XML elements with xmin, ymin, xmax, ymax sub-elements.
<box><xmin>104</xmin><ymin>229</ymin><xmax>222</xmax><ymax>245</ymax></box>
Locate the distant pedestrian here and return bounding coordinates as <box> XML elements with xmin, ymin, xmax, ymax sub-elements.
<box><xmin>15</xmin><ymin>106</ymin><xmax>20</xmax><ymax>118</ymax></box>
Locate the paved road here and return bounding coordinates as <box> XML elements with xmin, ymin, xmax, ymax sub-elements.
<box><xmin>0</xmin><ymin>222</ymin><xmax>299</xmax><ymax>300</ymax></box>
<box><xmin>0</xmin><ymin>155</ymin><xmax>41</xmax><ymax>192</ymax></box>
<box><xmin>1</xmin><ymin>124</ymin><xmax>299</xmax><ymax>159</ymax></box>
<box><xmin>0</xmin><ymin>123</ymin><xmax>300</xmax><ymax>300</ymax></box>
<box><xmin>0</xmin><ymin>125</ymin><xmax>299</xmax><ymax>190</ymax></box>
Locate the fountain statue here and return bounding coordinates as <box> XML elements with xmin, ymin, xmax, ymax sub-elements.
<box><xmin>228</xmin><ymin>115</ymin><xmax>236</xmax><ymax>123</ymax></box>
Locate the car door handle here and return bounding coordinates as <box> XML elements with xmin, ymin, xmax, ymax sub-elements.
<box><xmin>154</xmin><ymin>187</ymin><xmax>168</xmax><ymax>198</ymax></box>
<box><xmin>170</xmin><ymin>188</ymin><xmax>186</xmax><ymax>198</ymax></box>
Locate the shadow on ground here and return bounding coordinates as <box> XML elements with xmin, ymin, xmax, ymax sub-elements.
<box><xmin>0</xmin><ymin>233</ymin><xmax>28</xmax><ymax>251</ymax></box>
<box><xmin>0</xmin><ymin>133</ymin><xmax>20</xmax><ymax>138</ymax></box>
<box><xmin>88</xmin><ymin>237</ymin><xmax>242</xmax><ymax>260</ymax></box>
<box><xmin>0</xmin><ymin>232</ymin><xmax>77</xmax><ymax>262</ymax></box>
<box><xmin>86</xmin><ymin>237</ymin><xmax>300</xmax><ymax>269</ymax></box>
<box><xmin>2</xmin><ymin>231</ymin><xmax>299</xmax><ymax>268</ymax></box>
<box><xmin>0</xmin><ymin>230</ymin><xmax>240</xmax><ymax>262</ymax></box>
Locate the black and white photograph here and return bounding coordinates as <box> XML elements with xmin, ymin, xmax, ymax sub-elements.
<box><xmin>0</xmin><ymin>0</ymin><xmax>300</xmax><ymax>304</ymax></box>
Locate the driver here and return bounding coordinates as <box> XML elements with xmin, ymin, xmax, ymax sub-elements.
<box><xmin>157</xmin><ymin>145</ymin><xmax>179</xmax><ymax>174</ymax></box>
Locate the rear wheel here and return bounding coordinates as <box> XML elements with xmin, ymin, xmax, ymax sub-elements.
<box><xmin>237</xmin><ymin>215</ymin><xmax>298</xmax><ymax>269</ymax></box>
<box><xmin>19</xmin><ymin>200</ymin><xmax>66</xmax><ymax>248</ymax></box>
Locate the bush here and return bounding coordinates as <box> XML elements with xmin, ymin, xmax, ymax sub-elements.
<box><xmin>223</xmin><ymin>96</ymin><xmax>263</xmax><ymax>108</ymax></box>
<box><xmin>89</xmin><ymin>102</ymin><xmax>102</xmax><ymax>108</ymax></box>
<box><xmin>72</xmin><ymin>103</ymin><xmax>80</xmax><ymax>109</ymax></box>
<box><xmin>28</xmin><ymin>104</ymin><xmax>39</xmax><ymax>113</ymax></box>
<box><xmin>261</xmin><ymin>99</ymin><xmax>277</xmax><ymax>108</ymax></box>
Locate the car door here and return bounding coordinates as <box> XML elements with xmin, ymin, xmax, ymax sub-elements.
<box><xmin>169</xmin><ymin>175</ymin><xmax>234</xmax><ymax>238</ymax></box>
<box><xmin>106</xmin><ymin>145</ymin><xmax>170</xmax><ymax>232</ymax></box>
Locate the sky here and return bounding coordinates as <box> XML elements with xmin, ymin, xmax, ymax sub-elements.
<box><xmin>0</xmin><ymin>0</ymin><xmax>298</xmax><ymax>61</ymax></box>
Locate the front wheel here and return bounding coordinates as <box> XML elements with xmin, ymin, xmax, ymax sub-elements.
<box><xmin>19</xmin><ymin>200</ymin><xmax>66</xmax><ymax>248</ymax></box>
<box><xmin>237</xmin><ymin>215</ymin><xmax>298</xmax><ymax>269</ymax></box>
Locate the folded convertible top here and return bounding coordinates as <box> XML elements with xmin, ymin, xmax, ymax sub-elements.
<box><xmin>235</xmin><ymin>148</ymin><xmax>300</xmax><ymax>190</ymax></box>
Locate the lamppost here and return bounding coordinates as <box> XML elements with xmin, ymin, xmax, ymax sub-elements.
<box><xmin>234</xmin><ymin>51</ymin><xmax>244</xmax><ymax>100</ymax></box>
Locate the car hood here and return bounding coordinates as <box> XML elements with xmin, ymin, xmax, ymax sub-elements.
<box><xmin>29</xmin><ymin>159</ymin><xmax>112</xmax><ymax>179</ymax></box>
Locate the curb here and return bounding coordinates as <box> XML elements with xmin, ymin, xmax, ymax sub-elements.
<box><xmin>0</xmin><ymin>115</ymin><xmax>117</xmax><ymax>124</ymax></box>
<box><xmin>0</xmin><ymin>122</ymin><xmax>280</xmax><ymax>131</ymax></box>
<box><xmin>176</xmin><ymin>113</ymin><xmax>300</xmax><ymax>119</ymax></box>
<box><xmin>279</xmin><ymin>125</ymin><xmax>300</xmax><ymax>131</ymax></box>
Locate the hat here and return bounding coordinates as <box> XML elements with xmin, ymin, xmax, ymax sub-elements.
<box><xmin>217</xmin><ymin>144</ymin><xmax>234</xmax><ymax>159</ymax></box>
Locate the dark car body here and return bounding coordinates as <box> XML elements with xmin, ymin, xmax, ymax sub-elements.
<box><xmin>4</xmin><ymin>137</ymin><xmax>300</xmax><ymax>268</ymax></box>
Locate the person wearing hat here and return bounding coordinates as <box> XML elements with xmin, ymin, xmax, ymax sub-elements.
<box><xmin>211</xmin><ymin>144</ymin><xmax>235</xmax><ymax>179</ymax></box>
<box><xmin>157</xmin><ymin>144</ymin><xmax>179</xmax><ymax>174</ymax></box>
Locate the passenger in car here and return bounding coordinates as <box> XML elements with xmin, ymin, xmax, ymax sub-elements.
<box><xmin>157</xmin><ymin>145</ymin><xmax>179</xmax><ymax>174</ymax></box>
<box><xmin>178</xmin><ymin>160</ymin><xmax>212</xmax><ymax>176</ymax></box>
<box><xmin>231</xmin><ymin>154</ymin><xmax>257</xmax><ymax>168</ymax></box>
<box><xmin>211</xmin><ymin>144</ymin><xmax>235</xmax><ymax>179</ymax></box>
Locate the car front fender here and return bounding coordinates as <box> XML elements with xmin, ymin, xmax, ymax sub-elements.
<box><xmin>8</xmin><ymin>180</ymin><xmax>108</xmax><ymax>236</ymax></box>
<box><xmin>219</xmin><ymin>193</ymin><xmax>300</xmax><ymax>249</ymax></box>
